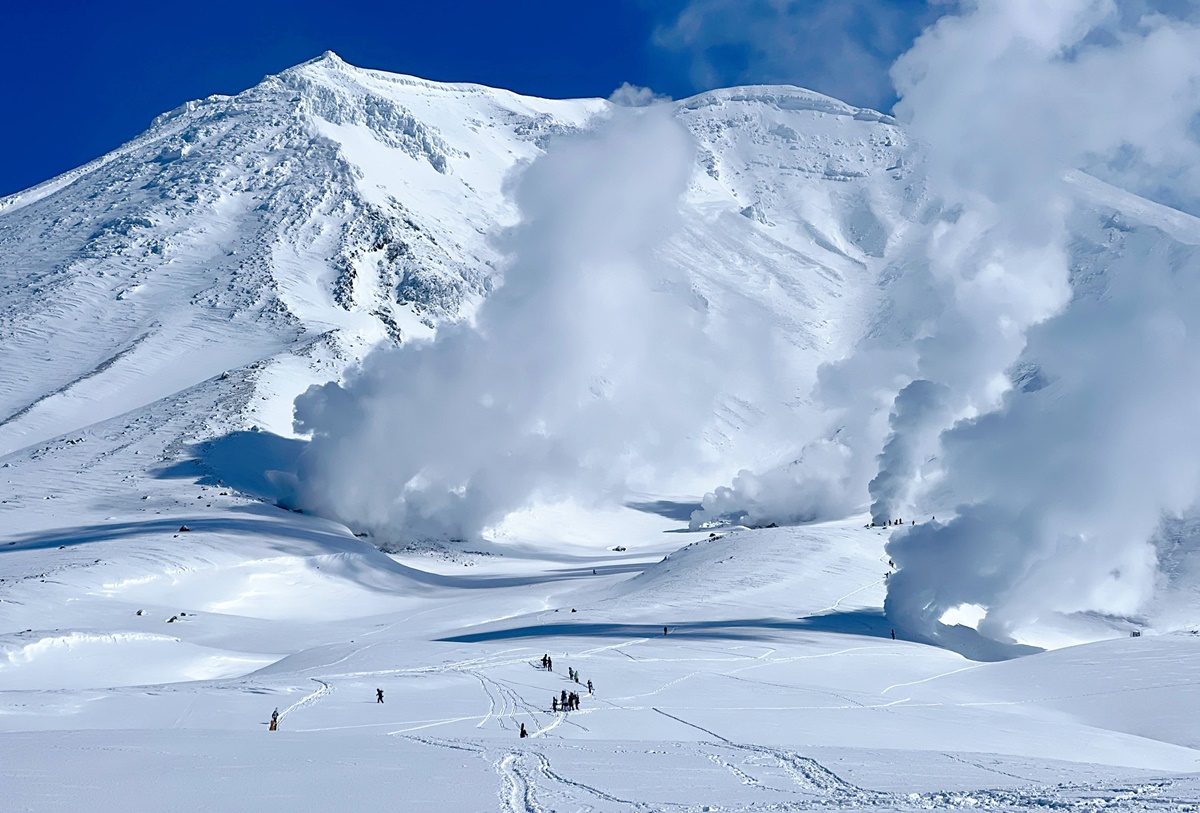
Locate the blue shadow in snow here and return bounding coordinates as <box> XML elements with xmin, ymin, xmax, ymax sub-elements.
<box><xmin>156</xmin><ymin>429</ymin><xmax>306</xmax><ymax>506</ymax></box>
<box><xmin>624</xmin><ymin>500</ymin><xmax>701</xmax><ymax>523</ymax></box>
<box><xmin>438</xmin><ymin>609</ymin><xmax>1043</xmax><ymax>662</ymax></box>
<box><xmin>439</xmin><ymin>614</ymin><xmax>892</xmax><ymax>645</ymax></box>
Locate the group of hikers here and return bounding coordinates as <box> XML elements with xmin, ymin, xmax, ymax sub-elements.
<box><xmin>541</xmin><ymin>653</ymin><xmax>594</xmax><ymax>716</ymax></box>
<box><xmin>553</xmin><ymin>689</ymin><xmax>582</xmax><ymax>713</ymax></box>
<box><xmin>868</xmin><ymin>517</ymin><xmax>913</xmax><ymax>528</ymax></box>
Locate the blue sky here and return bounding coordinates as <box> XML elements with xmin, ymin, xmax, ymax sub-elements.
<box><xmin>0</xmin><ymin>0</ymin><xmax>937</xmax><ymax>196</ymax></box>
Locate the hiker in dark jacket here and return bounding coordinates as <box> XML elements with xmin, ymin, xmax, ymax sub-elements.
<box><xmin>552</xmin><ymin>696</ymin><xmax>558</xmax><ymax>713</ymax></box>
<box><xmin>519</xmin><ymin>723</ymin><xmax>528</xmax><ymax>738</ymax></box>
<box><xmin>376</xmin><ymin>688</ymin><xmax>384</xmax><ymax>704</ymax></box>
<box><xmin>587</xmin><ymin>679</ymin><xmax>593</xmax><ymax>694</ymax></box>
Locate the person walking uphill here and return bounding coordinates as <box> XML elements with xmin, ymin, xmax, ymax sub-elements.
<box><xmin>376</xmin><ymin>688</ymin><xmax>384</xmax><ymax>704</ymax></box>
<box><xmin>519</xmin><ymin>723</ymin><xmax>528</xmax><ymax>738</ymax></box>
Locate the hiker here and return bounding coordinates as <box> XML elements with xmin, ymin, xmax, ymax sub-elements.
<box><xmin>552</xmin><ymin>696</ymin><xmax>558</xmax><ymax>713</ymax></box>
<box><xmin>890</xmin><ymin>629</ymin><xmax>895</xmax><ymax>640</ymax></box>
<box><xmin>573</xmin><ymin>693</ymin><xmax>580</xmax><ymax>710</ymax></box>
<box><xmin>561</xmin><ymin>689</ymin><xmax>568</xmax><ymax>706</ymax></box>
<box><xmin>519</xmin><ymin>723</ymin><xmax>528</xmax><ymax>738</ymax></box>
<box><xmin>587</xmin><ymin>679</ymin><xmax>593</xmax><ymax>694</ymax></box>
<box><xmin>271</xmin><ymin>708</ymin><xmax>279</xmax><ymax>724</ymax></box>
<box><xmin>541</xmin><ymin>654</ymin><xmax>548</xmax><ymax>669</ymax></box>
<box><xmin>663</xmin><ymin>626</ymin><xmax>668</xmax><ymax>636</ymax></box>
<box><xmin>376</xmin><ymin>688</ymin><xmax>384</xmax><ymax>704</ymax></box>
<box><xmin>574</xmin><ymin>671</ymin><xmax>580</xmax><ymax>684</ymax></box>
<box><xmin>547</xmin><ymin>655</ymin><xmax>553</xmax><ymax>671</ymax></box>
<box><xmin>592</xmin><ymin>569</ymin><xmax>596</xmax><ymax>575</ymax></box>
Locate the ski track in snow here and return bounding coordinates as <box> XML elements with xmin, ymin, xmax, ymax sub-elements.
<box><xmin>277</xmin><ymin>678</ymin><xmax>332</xmax><ymax>722</ymax></box>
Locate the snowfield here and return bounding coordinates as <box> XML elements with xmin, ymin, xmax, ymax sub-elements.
<box><xmin>2</xmin><ymin>52</ymin><xmax>1200</xmax><ymax>810</ymax></box>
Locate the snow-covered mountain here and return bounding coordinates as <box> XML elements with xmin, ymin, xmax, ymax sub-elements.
<box><xmin>0</xmin><ymin>51</ymin><xmax>911</xmax><ymax>461</ymax></box>
<box><xmin>5</xmin><ymin>53</ymin><xmax>1200</xmax><ymax>811</ymax></box>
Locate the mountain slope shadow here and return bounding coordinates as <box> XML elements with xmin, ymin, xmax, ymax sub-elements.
<box><xmin>157</xmin><ymin>429</ymin><xmax>306</xmax><ymax>506</ymax></box>
<box><xmin>624</xmin><ymin>500</ymin><xmax>702</xmax><ymax>522</ymax></box>
<box><xmin>792</xmin><ymin>609</ymin><xmax>1041</xmax><ymax>661</ymax></box>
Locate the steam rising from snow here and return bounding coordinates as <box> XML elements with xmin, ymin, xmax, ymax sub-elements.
<box><xmin>878</xmin><ymin>0</ymin><xmax>1200</xmax><ymax>641</ymax></box>
<box><xmin>691</xmin><ymin>0</ymin><xmax>1200</xmax><ymax>643</ymax></box>
<box><xmin>290</xmin><ymin>1</ymin><xmax>1200</xmax><ymax>645</ymax></box>
<box><xmin>292</xmin><ymin>109</ymin><xmax>718</xmax><ymax>542</ymax></box>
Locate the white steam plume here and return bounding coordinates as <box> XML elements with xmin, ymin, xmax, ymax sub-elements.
<box><xmin>884</xmin><ymin>0</ymin><xmax>1200</xmax><ymax>641</ymax></box>
<box><xmin>292</xmin><ymin>108</ymin><xmax>718</xmax><ymax>542</ymax></box>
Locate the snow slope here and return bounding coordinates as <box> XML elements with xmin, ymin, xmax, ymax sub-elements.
<box><xmin>3</xmin><ymin>53</ymin><xmax>1200</xmax><ymax>810</ymax></box>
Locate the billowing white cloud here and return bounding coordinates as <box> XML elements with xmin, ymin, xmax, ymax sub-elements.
<box><xmin>877</xmin><ymin>0</ymin><xmax>1200</xmax><ymax>642</ymax></box>
<box><xmin>686</xmin><ymin>0</ymin><xmax>1200</xmax><ymax>647</ymax></box>
<box><xmin>609</xmin><ymin>82</ymin><xmax>672</xmax><ymax>107</ymax></box>
<box><xmin>291</xmin><ymin>108</ymin><xmax>725</xmax><ymax>542</ymax></box>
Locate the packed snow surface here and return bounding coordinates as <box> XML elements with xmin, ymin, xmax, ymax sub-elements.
<box><xmin>2</xmin><ymin>52</ymin><xmax>1200</xmax><ymax>810</ymax></box>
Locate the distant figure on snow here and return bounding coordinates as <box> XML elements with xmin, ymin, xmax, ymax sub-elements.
<box><xmin>587</xmin><ymin>679</ymin><xmax>593</xmax><ymax>694</ymax></box>
<box><xmin>547</xmin><ymin>656</ymin><xmax>553</xmax><ymax>671</ymax></box>
<box><xmin>376</xmin><ymin>688</ymin><xmax>384</xmax><ymax>704</ymax></box>
<box><xmin>552</xmin><ymin>696</ymin><xmax>559</xmax><ymax>713</ymax></box>
<box><xmin>271</xmin><ymin>708</ymin><xmax>279</xmax><ymax>723</ymax></box>
<box><xmin>519</xmin><ymin>723</ymin><xmax>528</xmax><ymax>738</ymax></box>
<box><xmin>663</xmin><ymin>626</ymin><xmax>668</xmax><ymax>636</ymax></box>
<box><xmin>890</xmin><ymin>629</ymin><xmax>895</xmax><ymax>640</ymax></box>
<box><xmin>561</xmin><ymin>689</ymin><xmax>568</xmax><ymax>706</ymax></box>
